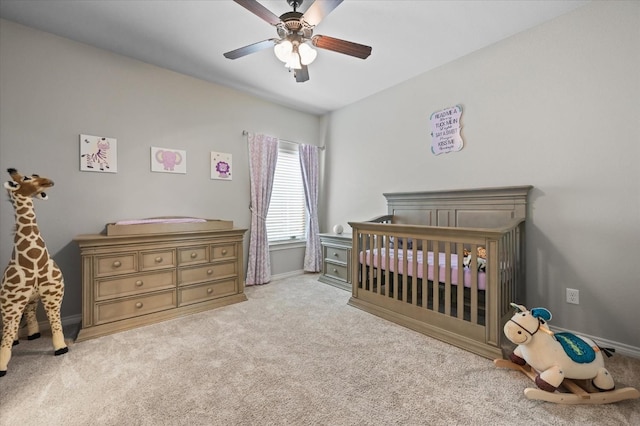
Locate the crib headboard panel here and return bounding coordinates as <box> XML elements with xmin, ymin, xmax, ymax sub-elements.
<box><xmin>383</xmin><ymin>186</ymin><xmax>532</xmax><ymax>229</ymax></box>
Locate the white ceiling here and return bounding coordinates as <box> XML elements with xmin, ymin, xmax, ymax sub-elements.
<box><xmin>0</xmin><ymin>0</ymin><xmax>589</xmax><ymax>115</ymax></box>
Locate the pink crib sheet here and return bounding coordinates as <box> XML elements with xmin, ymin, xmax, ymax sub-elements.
<box><xmin>360</xmin><ymin>248</ymin><xmax>486</xmax><ymax>290</ymax></box>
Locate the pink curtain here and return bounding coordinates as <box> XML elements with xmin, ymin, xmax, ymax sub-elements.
<box><xmin>299</xmin><ymin>144</ymin><xmax>321</xmax><ymax>272</ymax></box>
<box><xmin>246</xmin><ymin>133</ymin><xmax>278</xmax><ymax>285</ymax></box>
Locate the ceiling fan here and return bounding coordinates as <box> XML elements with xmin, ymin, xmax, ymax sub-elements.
<box><xmin>223</xmin><ymin>0</ymin><xmax>372</xmax><ymax>83</ymax></box>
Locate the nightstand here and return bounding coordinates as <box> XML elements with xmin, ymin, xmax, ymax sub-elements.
<box><xmin>318</xmin><ymin>233</ymin><xmax>352</xmax><ymax>291</ymax></box>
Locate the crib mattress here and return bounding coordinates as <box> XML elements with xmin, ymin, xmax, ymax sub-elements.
<box><xmin>360</xmin><ymin>248</ymin><xmax>486</xmax><ymax>290</ymax></box>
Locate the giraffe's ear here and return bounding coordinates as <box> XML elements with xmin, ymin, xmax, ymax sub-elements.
<box><xmin>4</xmin><ymin>181</ymin><xmax>18</xmax><ymax>191</ymax></box>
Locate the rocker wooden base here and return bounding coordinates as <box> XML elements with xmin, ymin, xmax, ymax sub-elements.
<box><xmin>494</xmin><ymin>358</ymin><xmax>640</xmax><ymax>405</ymax></box>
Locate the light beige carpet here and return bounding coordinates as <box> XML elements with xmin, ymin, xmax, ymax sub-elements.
<box><xmin>1</xmin><ymin>274</ymin><xmax>639</xmax><ymax>426</ymax></box>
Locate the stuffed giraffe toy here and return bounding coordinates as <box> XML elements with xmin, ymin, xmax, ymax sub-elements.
<box><xmin>1</xmin><ymin>168</ymin><xmax>68</xmax><ymax>377</ymax></box>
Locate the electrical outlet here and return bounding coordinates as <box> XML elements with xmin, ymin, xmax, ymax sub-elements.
<box><xmin>566</xmin><ymin>288</ymin><xmax>579</xmax><ymax>304</ymax></box>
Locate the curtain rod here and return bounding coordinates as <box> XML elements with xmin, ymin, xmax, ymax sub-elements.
<box><xmin>242</xmin><ymin>130</ymin><xmax>325</xmax><ymax>150</ymax></box>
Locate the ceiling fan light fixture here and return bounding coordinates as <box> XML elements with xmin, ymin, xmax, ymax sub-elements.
<box><xmin>284</xmin><ymin>47</ymin><xmax>302</xmax><ymax>70</ymax></box>
<box><xmin>274</xmin><ymin>40</ymin><xmax>293</xmax><ymax>62</ymax></box>
<box><xmin>298</xmin><ymin>43</ymin><xmax>317</xmax><ymax>65</ymax></box>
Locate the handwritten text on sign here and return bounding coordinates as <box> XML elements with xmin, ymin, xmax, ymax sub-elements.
<box><xmin>430</xmin><ymin>105</ymin><xmax>463</xmax><ymax>155</ymax></box>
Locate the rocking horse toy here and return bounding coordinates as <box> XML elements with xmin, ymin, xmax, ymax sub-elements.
<box><xmin>495</xmin><ymin>303</ymin><xmax>640</xmax><ymax>404</ymax></box>
<box><xmin>1</xmin><ymin>168</ymin><xmax>69</xmax><ymax>377</ymax></box>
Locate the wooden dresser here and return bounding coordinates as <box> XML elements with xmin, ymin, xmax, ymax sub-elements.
<box><xmin>74</xmin><ymin>228</ymin><xmax>246</xmax><ymax>341</ymax></box>
<box><xmin>318</xmin><ymin>233</ymin><xmax>352</xmax><ymax>291</ymax></box>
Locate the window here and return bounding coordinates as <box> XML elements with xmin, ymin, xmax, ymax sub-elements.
<box><xmin>266</xmin><ymin>142</ymin><xmax>306</xmax><ymax>243</ymax></box>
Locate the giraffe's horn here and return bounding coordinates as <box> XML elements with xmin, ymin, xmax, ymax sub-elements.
<box><xmin>7</xmin><ymin>168</ymin><xmax>23</xmax><ymax>182</ymax></box>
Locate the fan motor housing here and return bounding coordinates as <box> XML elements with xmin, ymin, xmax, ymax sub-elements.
<box><xmin>280</xmin><ymin>11</ymin><xmax>304</xmax><ymax>32</ymax></box>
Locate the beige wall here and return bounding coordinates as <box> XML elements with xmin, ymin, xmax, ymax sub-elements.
<box><xmin>0</xmin><ymin>19</ymin><xmax>320</xmax><ymax>320</ymax></box>
<box><xmin>323</xmin><ymin>1</ymin><xmax>640</xmax><ymax>352</ymax></box>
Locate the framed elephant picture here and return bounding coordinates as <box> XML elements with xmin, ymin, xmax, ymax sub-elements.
<box><xmin>151</xmin><ymin>147</ymin><xmax>187</xmax><ymax>174</ymax></box>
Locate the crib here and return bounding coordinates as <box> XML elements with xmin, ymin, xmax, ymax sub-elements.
<box><xmin>348</xmin><ymin>186</ymin><xmax>532</xmax><ymax>359</ymax></box>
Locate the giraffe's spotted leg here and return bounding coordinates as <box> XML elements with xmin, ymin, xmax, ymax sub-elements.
<box><xmin>23</xmin><ymin>298</ymin><xmax>41</xmax><ymax>339</ymax></box>
<box><xmin>0</xmin><ymin>311</ymin><xmax>24</xmax><ymax>377</ymax></box>
<box><xmin>41</xmin><ymin>284</ymin><xmax>68</xmax><ymax>355</ymax></box>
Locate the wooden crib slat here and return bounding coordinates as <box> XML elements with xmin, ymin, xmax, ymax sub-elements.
<box><xmin>433</xmin><ymin>241</ymin><xmax>440</xmax><ymax>313</ymax></box>
<box><xmin>411</xmin><ymin>242</ymin><xmax>418</xmax><ymax>306</ymax></box>
<box><xmin>375</xmin><ymin>234</ymin><xmax>382</xmax><ymax>295</ymax></box>
<box><xmin>444</xmin><ymin>242</ymin><xmax>451</xmax><ymax>316</ymax></box>
<box><xmin>421</xmin><ymin>239</ymin><xmax>428</xmax><ymax>309</ymax></box>
<box><xmin>402</xmin><ymin>238</ymin><xmax>408</xmax><ymax>303</ymax></box>
<box><xmin>456</xmin><ymin>242</ymin><xmax>464</xmax><ymax>320</ymax></box>
<box><xmin>368</xmin><ymin>233</ymin><xmax>374</xmax><ymax>292</ymax></box>
<box><xmin>470</xmin><ymin>243</ymin><xmax>478</xmax><ymax>325</ymax></box>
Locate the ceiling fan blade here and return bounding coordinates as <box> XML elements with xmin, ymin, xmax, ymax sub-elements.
<box><xmin>302</xmin><ymin>0</ymin><xmax>343</xmax><ymax>27</ymax></box>
<box><xmin>311</xmin><ymin>35</ymin><xmax>372</xmax><ymax>59</ymax></box>
<box><xmin>233</xmin><ymin>0</ymin><xmax>281</xmax><ymax>26</ymax></box>
<box><xmin>295</xmin><ymin>65</ymin><xmax>309</xmax><ymax>83</ymax></box>
<box><xmin>223</xmin><ymin>39</ymin><xmax>278</xmax><ymax>59</ymax></box>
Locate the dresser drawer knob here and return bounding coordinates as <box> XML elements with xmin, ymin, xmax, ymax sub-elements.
<box><xmin>221</xmin><ymin>249</ymin><xmax>228</xmax><ymax>256</ymax></box>
<box><xmin>333</xmin><ymin>252</ymin><xmax>339</xmax><ymax>257</ymax></box>
<box><xmin>207</xmin><ymin>269</ymin><xmax>213</xmax><ymax>275</ymax></box>
<box><xmin>135</xmin><ymin>302</ymin><xmax>143</xmax><ymax>309</ymax></box>
<box><xmin>135</xmin><ymin>280</ymin><xmax>143</xmax><ymax>287</ymax></box>
<box><xmin>112</xmin><ymin>261</ymin><xmax>122</xmax><ymax>268</ymax></box>
<box><xmin>155</xmin><ymin>256</ymin><xmax>163</xmax><ymax>263</ymax></box>
<box><xmin>333</xmin><ymin>268</ymin><xmax>338</xmax><ymax>273</ymax></box>
<box><xmin>207</xmin><ymin>288</ymin><xmax>213</xmax><ymax>294</ymax></box>
<box><xmin>190</xmin><ymin>252</ymin><xmax>198</xmax><ymax>259</ymax></box>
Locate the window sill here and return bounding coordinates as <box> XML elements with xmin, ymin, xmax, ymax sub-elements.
<box><xmin>268</xmin><ymin>239</ymin><xmax>307</xmax><ymax>251</ymax></box>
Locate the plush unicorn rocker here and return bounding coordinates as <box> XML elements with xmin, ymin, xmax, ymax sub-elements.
<box><xmin>494</xmin><ymin>303</ymin><xmax>640</xmax><ymax>404</ymax></box>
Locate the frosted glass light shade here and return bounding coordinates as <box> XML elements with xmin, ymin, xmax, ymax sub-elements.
<box><xmin>284</xmin><ymin>52</ymin><xmax>302</xmax><ymax>70</ymax></box>
<box><xmin>298</xmin><ymin>43</ymin><xmax>317</xmax><ymax>65</ymax></box>
<box><xmin>274</xmin><ymin>40</ymin><xmax>293</xmax><ymax>62</ymax></box>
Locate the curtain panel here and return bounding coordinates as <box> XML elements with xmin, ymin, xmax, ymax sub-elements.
<box><xmin>299</xmin><ymin>144</ymin><xmax>321</xmax><ymax>272</ymax></box>
<box><xmin>246</xmin><ymin>133</ymin><xmax>279</xmax><ymax>285</ymax></box>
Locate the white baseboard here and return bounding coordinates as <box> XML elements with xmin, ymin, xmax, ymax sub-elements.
<box><xmin>550</xmin><ymin>325</ymin><xmax>640</xmax><ymax>359</ymax></box>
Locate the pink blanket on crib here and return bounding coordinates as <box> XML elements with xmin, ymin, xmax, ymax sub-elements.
<box><xmin>359</xmin><ymin>248</ymin><xmax>486</xmax><ymax>290</ymax></box>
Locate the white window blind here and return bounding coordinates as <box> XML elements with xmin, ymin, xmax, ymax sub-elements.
<box><xmin>266</xmin><ymin>143</ymin><xmax>306</xmax><ymax>242</ymax></box>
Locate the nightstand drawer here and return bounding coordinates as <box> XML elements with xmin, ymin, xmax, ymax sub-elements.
<box><xmin>325</xmin><ymin>263</ymin><xmax>348</xmax><ymax>282</ymax></box>
<box><xmin>96</xmin><ymin>253</ymin><xmax>137</xmax><ymax>277</ymax></box>
<box><xmin>140</xmin><ymin>249</ymin><xmax>175</xmax><ymax>270</ymax></box>
<box><xmin>178</xmin><ymin>261</ymin><xmax>236</xmax><ymax>286</ymax></box>
<box><xmin>325</xmin><ymin>246</ymin><xmax>348</xmax><ymax>263</ymax></box>
<box><xmin>95</xmin><ymin>271</ymin><xmax>176</xmax><ymax>301</ymax></box>
<box><xmin>178</xmin><ymin>279</ymin><xmax>237</xmax><ymax>306</ymax></box>
<box><xmin>178</xmin><ymin>246</ymin><xmax>208</xmax><ymax>265</ymax></box>
<box><xmin>95</xmin><ymin>290</ymin><xmax>176</xmax><ymax>324</ymax></box>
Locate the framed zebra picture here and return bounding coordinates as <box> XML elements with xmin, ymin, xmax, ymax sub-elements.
<box><xmin>80</xmin><ymin>134</ymin><xmax>118</xmax><ymax>173</ymax></box>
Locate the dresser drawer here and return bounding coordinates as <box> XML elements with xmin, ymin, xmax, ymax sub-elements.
<box><xmin>211</xmin><ymin>244</ymin><xmax>236</xmax><ymax>260</ymax></box>
<box><xmin>95</xmin><ymin>290</ymin><xmax>176</xmax><ymax>324</ymax></box>
<box><xmin>178</xmin><ymin>246</ymin><xmax>208</xmax><ymax>265</ymax></box>
<box><xmin>140</xmin><ymin>249</ymin><xmax>175</xmax><ymax>270</ymax></box>
<box><xmin>95</xmin><ymin>253</ymin><xmax>137</xmax><ymax>277</ymax></box>
<box><xmin>178</xmin><ymin>261</ymin><xmax>237</xmax><ymax>286</ymax></box>
<box><xmin>325</xmin><ymin>262</ymin><xmax>348</xmax><ymax>282</ymax></box>
<box><xmin>178</xmin><ymin>279</ymin><xmax>237</xmax><ymax>306</ymax></box>
<box><xmin>95</xmin><ymin>270</ymin><xmax>176</xmax><ymax>301</ymax></box>
<box><xmin>325</xmin><ymin>246</ymin><xmax>349</xmax><ymax>263</ymax></box>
